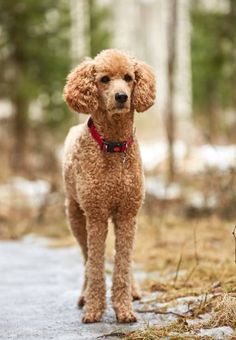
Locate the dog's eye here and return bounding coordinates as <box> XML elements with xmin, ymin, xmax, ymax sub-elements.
<box><xmin>124</xmin><ymin>74</ymin><xmax>133</xmax><ymax>82</ymax></box>
<box><xmin>100</xmin><ymin>76</ymin><xmax>110</xmax><ymax>83</ymax></box>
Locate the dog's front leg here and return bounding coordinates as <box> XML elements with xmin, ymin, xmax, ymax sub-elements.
<box><xmin>112</xmin><ymin>216</ymin><xmax>137</xmax><ymax>323</ymax></box>
<box><xmin>82</xmin><ymin>216</ymin><xmax>108</xmax><ymax>323</ymax></box>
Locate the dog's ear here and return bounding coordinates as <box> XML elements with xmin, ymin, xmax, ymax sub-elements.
<box><xmin>63</xmin><ymin>60</ymin><xmax>98</xmax><ymax>114</ymax></box>
<box><xmin>132</xmin><ymin>60</ymin><xmax>156</xmax><ymax>112</ymax></box>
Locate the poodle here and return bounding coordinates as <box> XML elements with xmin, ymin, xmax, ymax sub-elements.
<box><xmin>62</xmin><ymin>49</ymin><xmax>156</xmax><ymax>323</ymax></box>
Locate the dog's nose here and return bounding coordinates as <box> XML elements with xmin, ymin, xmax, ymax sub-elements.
<box><xmin>115</xmin><ymin>92</ymin><xmax>128</xmax><ymax>103</ymax></box>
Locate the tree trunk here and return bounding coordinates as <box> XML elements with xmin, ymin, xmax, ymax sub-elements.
<box><xmin>11</xmin><ymin>94</ymin><xmax>28</xmax><ymax>172</ymax></box>
<box><xmin>166</xmin><ymin>0</ymin><xmax>178</xmax><ymax>182</ymax></box>
<box><xmin>230</xmin><ymin>0</ymin><xmax>236</xmax><ymax>109</ymax></box>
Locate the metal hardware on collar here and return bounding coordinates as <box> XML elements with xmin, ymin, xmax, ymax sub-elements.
<box><xmin>87</xmin><ymin>116</ymin><xmax>133</xmax><ymax>153</ymax></box>
<box><xmin>103</xmin><ymin>141</ymin><xmax>126</xmax><ymax>153</ymax></box>
<box><xmin>122</xmin><ymin>151</ymin><xmax>127</xmax><ymax>164</ymax></box>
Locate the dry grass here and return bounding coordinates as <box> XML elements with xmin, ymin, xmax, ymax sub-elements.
<box><xmin>124</xmin><ymin>294</ymin><xmax>236</xmax><ymax>339</ymax></box>
<box><xmin>120</xmin><ymin>211</ymin><xmax>236</xmax><ymax>339</ymax></box>
<box><xmin>133</xmin><ymin>212</ymin><xmax>235</xmax><ymax>293</ymax></box>
<box><xmin>124</xmin><ymin>320</ymin><xmax>212</xmax><ymax>339</ymax></box>
<box><xmin>197</xmin><ymin>294</ymin><xmax>236</xmax><ymax>330</ymax></box>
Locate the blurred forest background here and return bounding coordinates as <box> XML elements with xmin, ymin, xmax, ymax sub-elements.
<box><xmin>1</xmin><ymin>0</ymin><xmax>235</xmax><ymax>231</ymax></box>
<box><xmin>0</xmin><ymin>0</ymin><xmax>235</xmax><ymax>336</ymax></box>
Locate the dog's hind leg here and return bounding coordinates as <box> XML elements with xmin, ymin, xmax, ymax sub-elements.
<box><xmin>66</xmin><ymin>197</ymin><xmax>87</xmax><ymax>307</ymax></box>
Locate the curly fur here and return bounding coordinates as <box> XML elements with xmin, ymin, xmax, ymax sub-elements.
<box><xmin>63</xmin><ymin>49</ymin><xmax>156</xmax><ymax>323</ymax></box>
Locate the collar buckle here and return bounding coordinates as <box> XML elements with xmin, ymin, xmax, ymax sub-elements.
<box><xmin>102</xmin><ymin>141</ymin><xmax>124</xmax><ymax>153</ymax></box>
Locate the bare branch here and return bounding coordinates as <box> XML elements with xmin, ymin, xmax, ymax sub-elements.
<box><xmin>174</xmin><ymin>241</ymin><xmax>185</xmax><ymax>285</ymax></box>
<box><xmin>136</xmin><ymin>308</ymin><xmax>187</xmax><ymax>319</ymax></box>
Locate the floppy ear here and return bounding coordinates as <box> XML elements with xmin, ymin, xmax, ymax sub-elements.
<box><xmin>63</xmin><ymin>60</ymin><xmax>98</xmax><ymax>114</ymax></box>
<box><xmin>132</xmin><ymin>61</ymin><xmax>156</xmax><ymax>112</ymax></box>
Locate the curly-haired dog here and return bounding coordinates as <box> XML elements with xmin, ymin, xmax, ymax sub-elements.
<box><xmin>63</xmin><ymin>49</ymin><xmax>156</xmax><ymax>323</ymax></box>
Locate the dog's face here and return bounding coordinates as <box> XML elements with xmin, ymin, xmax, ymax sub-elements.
<box><xmin>95</xmin><ymin>51</ymin><xmax>135</xmax><ymax>118</ymax></box>
<box><xmin>64</xmin><ymin>49</ymin><xmax>156</xmax><ymax>118</ymax></box>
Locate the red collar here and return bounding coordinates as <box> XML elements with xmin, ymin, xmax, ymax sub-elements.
<box><xmin>87</xmin><ymin>116</ymin><xmax>134</xmax><ymax>153</ymax></box>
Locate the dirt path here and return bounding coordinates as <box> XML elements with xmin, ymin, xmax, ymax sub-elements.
<box><xmin>0</xmin><ymin>237</ymin><xmax>160</xmax><ymax>340</ymax></box>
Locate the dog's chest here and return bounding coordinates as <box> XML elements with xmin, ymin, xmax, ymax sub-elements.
<box><xmin>77</xmin><ymin>142</ymin><xmax>144</xmax><ymax>209</ymax></box>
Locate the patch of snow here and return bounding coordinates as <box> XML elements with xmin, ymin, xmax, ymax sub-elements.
<box><xmin>169</xmin><ymin>294</ymin><xmax>215</xmax><ymax>318</ymax></box>
<box><xmin>141</xmin><ymin>292</ymin><xmax>160</xmax><ymax>303</ymax></box>
<box><xmin>145</xmin><ymin>176</ymin><xmax>182</xmax><ymax>200</ymax></box>
<box><xmin>197</xmin><ymin>144</ymin><xmax>236</xmax><ymax>171</ymax></box>
<box><xmin>198</xmin><ymin>326</ymin><xmax>234</xmax><ymax>339</ymax></box>
<box><xmin>144</xmin><ymin>175</ymin><xmax>219</xmax><ymax>208</ymax></box>
<box><xmin>140</xmin><ymin>140</ymin><xmax>187</xmax><ymax>171</ymax></box>
<box><xmin>29</xmin><ymin>99</ymin><xmax>43</xmax><ymax>121</ymax></box>
<box><xmin>140</xmin><ymin>141</ymin><xmax>168</xmax><ymax>171</ymax></box>
<box><xmin>0</xmin><ymin>99</ymin><xmax>14</xmax><ymax>119</ymax></box>
<box><xmin>0</xmin><ymin>177</ymin><xmax>50</xmax><ymax>208</ymax></box>
<box><xmin>22</xmin><ymin>234</ymin><xmax>51</xmax><ymax>246</ymax></box>
<box><xmin>186</xmin><ymin>190</ymin><xmax>217</xmax><ymax>209</ymax></box>
<box><xmin>140</xmin><ymin>141</ymin><xmax>236</xmax><ymax>173</ymax></box>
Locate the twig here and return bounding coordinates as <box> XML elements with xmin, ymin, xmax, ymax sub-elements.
<box><xmin>193</xmin><ymin>222</ymin><xmax>199</xmax><ymax>265</ymax></box>
<box><xmin>184</xmin><ymin>263</ymin><xmax>198</xmax><ymax>284</ymax></box>
<box><xmin>191</xmin><ymin>292</ymin><xmax>209</xmax><ymax>318</ymax></box>
<box><xmin>184</xmin><ymin>223</ymin><xmax>200</xmax><ymax>284</ymax></box>
<box><xmin>136</xmin><ymin>308</ymin><xmax>187</xmax><ymax>319</ymax></box>
<box><xmin>198</xmin><ymin>292</ymin><xmax>208</xmax><ymax>312</ymax></box>
<box><xmin>97</xmin><ymin>331</ymin><xmax>126</xmax><ymax>338</ymax></box>
<box><xmin>232</xmin><ymin>226</ymin><xmax>236</xmax><ymax>263</ymax></box>
<box><xmin>173</xmin><ymin>247</ymin><xmax>184</xmax><ymax>285</ymax></box>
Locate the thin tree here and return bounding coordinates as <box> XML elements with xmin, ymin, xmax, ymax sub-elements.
<box><xmin>166</xmin><ymin>0</ymin><xmax>178</xmax><ymax>182</ymax></box>
<box><xmin>88</xmin><ymin>0</ymin><xmax>111</xmax><ymax>58</ymax></box>
<box><xmin>229</xmin><ymin>0</ymin><xmax>236</xmax><ymax>110</ymax></box>
<box><xmin>191</xmin><ymin>0</ymin><xmax>236</xmax><ymax>141</ymax></box>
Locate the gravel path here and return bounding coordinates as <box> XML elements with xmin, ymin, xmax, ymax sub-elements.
<box><xmin>0</xmin><ymin>237</ymin><xmax>160</xmax><ymax>340</ymax></box>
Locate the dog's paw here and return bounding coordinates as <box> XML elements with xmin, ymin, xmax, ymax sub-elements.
<box><xmin>116</xmin><ymin>309</ymin><xmax>137</xmax><ymax>323</ymax></box>
<box><xmin>77</xmin><ymin>295</ymin><xmax>85</xmax><ymax>308</ymax></box>
<box><xmin>82</xmin><ymin>311</ymin><xmax>102</xmax><ymax>323</ymax></box>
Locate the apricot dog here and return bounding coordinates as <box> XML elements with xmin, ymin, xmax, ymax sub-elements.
<box><xmin>63</xmin><ymin>49</ymin><xmax>156</xmax><ymax>323</ymax></box>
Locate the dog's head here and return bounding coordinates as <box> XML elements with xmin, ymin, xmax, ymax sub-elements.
<box><xmin>63</xmin><ymin>49</ymin><xmax>156</xmax><ymax>119</ymax></box>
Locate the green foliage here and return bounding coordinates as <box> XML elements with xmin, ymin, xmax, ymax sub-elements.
<box><xmin>0</xmin><ymin>0</ymin><xmax>71</xmax><ymax>128</ymax></box>
<box><xmin>88</xmin><ymin>0</ymin><xmax>112</xmax><ymax>58</ymax></box>
<box><xmin>191</xmin><ymin>2</ymin><xmax>236</xmax><ymax>136</ymax></box>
